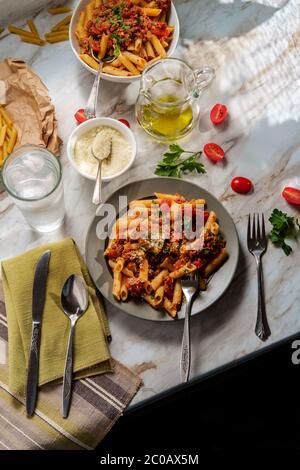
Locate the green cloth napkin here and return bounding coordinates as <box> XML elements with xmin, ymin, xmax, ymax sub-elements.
<box><xmin>1</xmin><ymin>238</ymin><xmax>112</xmax><ymax>395</ymax></box>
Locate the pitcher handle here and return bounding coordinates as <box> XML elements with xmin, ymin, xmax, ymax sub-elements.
<box><xmin>194</xmin><ymin>66</ymin><xmax>215</xmax><ymax>97</ymax></box>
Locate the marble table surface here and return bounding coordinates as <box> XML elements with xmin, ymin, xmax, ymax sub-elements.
<box><xmin>0</xmin><ymin>0</ymin><xmax>300</xmax><ymax>408</ymax></box>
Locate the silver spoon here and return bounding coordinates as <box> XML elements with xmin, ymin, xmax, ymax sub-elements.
<box><xmin>92</xmin><ymin>133</ymin><xmax>112</xmax><ymax>205</ymax></box>
<box><xmin>84</xmin><ymin>51</ymin><xmax>115</xmax><ymax>119</ymax></box>
<box><xmin>61</xmin><ymin>274</ymin><xmax>89</xmax><ymax>418</ymax></box>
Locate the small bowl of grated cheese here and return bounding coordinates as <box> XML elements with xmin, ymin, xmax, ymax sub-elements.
<box><xmin>67</xmin><ymin>117</ymin><xmax>137</xmax><ymax>182</ymax></box>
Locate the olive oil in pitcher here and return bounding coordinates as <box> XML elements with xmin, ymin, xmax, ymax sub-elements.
<box><xmin>135</xmin><ymin>58</ymin><xmax>215</xmax><ymax>143</ymax></box>
<box><xmin>140</xmin><ymin>95</ymin><xmax>193</xmax><ymax>140</ymax></box>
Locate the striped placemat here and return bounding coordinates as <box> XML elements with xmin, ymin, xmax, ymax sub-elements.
<box><xmin>0</xmin><ymin>281</ymin><xmax>142</xmax><ymax>450</ymax></box>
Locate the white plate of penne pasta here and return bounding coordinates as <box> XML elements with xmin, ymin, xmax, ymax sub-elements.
<box><xmin>85</xmin><ymin>177</ymin><xmax>240</xmax><ymax>321</ymax></box>
<box><xmin>70</xmin><ymin>0</ymin><xmax>180</xmax><ymax>82</ymax></box>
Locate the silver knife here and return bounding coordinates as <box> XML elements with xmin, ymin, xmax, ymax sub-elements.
<box><xmin>26</xmin><ymin>250</ymin><xmax>51</xmax><ymax>417</ymax></box>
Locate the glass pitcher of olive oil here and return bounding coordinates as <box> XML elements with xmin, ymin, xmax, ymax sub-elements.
<box><xmin>135</xmin><ymin>58</ymin><xmax>215</xmax><ymax>142</ymax></box>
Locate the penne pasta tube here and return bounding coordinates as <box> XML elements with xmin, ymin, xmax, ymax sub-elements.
<box><xmin>7</xmin><ymin>127</ymin><xmax>17</xmax><ymax>153</ymax></box>
<box><xmin>204</xmin><ymin>211</ymin><xmax>217</xmax><ymax>232</ymax></box>
<box><xmin>160</xmin><ymin>257</ymin><xmax>174</xmax><ymax>271</ymax></box>
<box><xmin>205</xmin><ymin>248</ymin><xmax>228</xmax><ymax>277</ymax></box>
<box><xmin>51</xmin><ymin>15</ymin><xmax>72</xmax><ymax>32</ymax></box>
<box><xmin>143</xmin><ymin>293</ymin><xmax>158</xmax><ymax>309</ymax></box>
<box><xmin>112</xmin><ymin>270</ymin><xmax>122</xmax><ymax>301</ymax></box>
<box><xmin>173</xmin><ymin>280</ymin><xmax>182</xmax><ymax>307</ymax></box>
<box><xmin>118</xmin><ymin>54</ymin><xmax>140</xmax><ymax>75</ymax></box>
<box><xmin>150</xmin><ymin>269</ymin><xmax>169</xmax><ymax>291</ymax></box>
<box><xmin>140</xmin><ymin>7</ymin><xmax>162</xmax><ymax>16</ymax></box>
<box><xmin>115</xmin><ymin>257</ymin><xmax>125</xmax><ymax>273</ymax></box>
<box><xmin>0</xmin><ymin>147</ymin><xmax>3</xmax><ymax>164</ymax></box>
<box><xmin>80</xmin><ymin>53</ymin><xmax>100</xmax><ymax>70</ymax></box>
<box><xmin>169</xmin><ymin>262</ymin><xmax>197</xmax><ymax>279</ymax></box>
<box><xmin>46</xmin><ymin>34</ymin><xmax>69</xmax><ymax>43</ymax></box>
<box><xmin>140</xmin><ymin>46</ymin><xmax>148</xmax><ymax>59</ymax></box>
<box><xmin>102</xmin><ymin>66</ymin><xmax>132</xmax><ymax>76</ymax></box>
<box><xmin>48</xmin><ymin>6</ymin><xmax>72</xmax><ymax>15</ymax></box>
<box><xmin>163</xmin><ymin>298</ymin><xmax>177</xmax><ymax>318</ymax></box>
<box><xmin>145</xmin><ymin>40</ymin><xmax>155</xmax><ymax>58</ymax></box>
<box><xmin>108</xmin><ymin>260</ymin><xmax>133</xmax><ymax>277</ymax></box>
<box><xmin>95</xmin><ymin>0</ymin><xmax>102</xmax><ymax>7</ymax></box>
<box><xmin>8</xmin><ymin>25</ymin><xmax>37</xmax><ymax>39</ymax></box>
<box><xmin>139</xmin><ymin>258</ymin><xmax>149</xmax><ymax>283</ymax></box>
<box><xmin>154</xmin><ymin>193</ymin><xmax>186</xmax><ymax>202</ymax></box>
<box><xmin>122</xmin><ymin>51</ymin><xmax>146</xmax><ymax>68</ymax></box>
<box><xmin>3</xmin><ymin>141</ymin><xmax>8</xmax><ymax>160</ymax></box>
<box><xmin>150</xmin><ymin>35</ymin><xmax>167</xmax><ymax>58</ymax></box>
<box><xmin>99</xmin><ymin>33</ymin><xmax>108</xmax><ymax>60</ymax></box>
<box><xmin>21</xmin><ymin>35</ymin><xmax>45</xmax><ymax>45</ymax></box>
<box><xmin>120</xmin><ymin>277</ymin><xmax>128</xmax><ymax>301</ymax></box>
<box><xmin>110</xmin><ymin>58</ymin><xmax>122</xmax><ymax>67</ymax></box>
<box><xmin>134</xmin><ymin>38</ymin><xmax>142</xmax><ymax>51</ymax></box>
<box><xmin>154</xmin><ymin>286</ymin><xmax>164</xmax><ymax>306</ymax></box>
<box><xmin>27</xmin><ymin>20</ymin><xmax>40</xmax><ymax>38</ymax></box>
<box><xmin>210</xmin><ymin>222</ymin><xmax>219</xmax><ymax>236</ymax></box>
<box><xmin>0</xmin><ymin>125</ymin><xmax>7</xmax><ymax>147</ymax></box>
<box><xmin>45</xmin><ymin>30</ymin><xmax>69</xmax><ymax>38</ymax></box>
<box><xmin>77</xmin><ymin>11</ymin><xmax>86</xmax><ymax>29</ymax></box>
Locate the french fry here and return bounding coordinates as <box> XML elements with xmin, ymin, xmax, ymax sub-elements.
<box><xmin>48</xmin><ymin>6</ymin><xmax>72</xmax><ymax>15</ymax></box>
<box><xmin>0</xmin><ymin>124</ymin><xmax>7</xmax><ymax>147</ymax></box>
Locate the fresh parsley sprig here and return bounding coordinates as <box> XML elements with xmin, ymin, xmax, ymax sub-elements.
<box><xmin>155</xmin><ymin>144</ymin><xmax>206</xmax><ymax>178</ymax></box>
<box><xmin>269</xmin><ymin>208</ymin><xmax>300</xmax><ymax>256</ymax></box>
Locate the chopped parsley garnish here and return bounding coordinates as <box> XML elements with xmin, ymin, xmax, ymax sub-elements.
<box><xmin>113</xmin><ymin>42</ymin><xmax>121</xmax><ymax>57</ymax></box>
<box><xmin>111</xmin><ymin>33</ymin><xmax>123</xmax><ymax>42</ymax></box>
<box><xmin>155</xmin><ymin>144</ymin><xmax>206</xmax><ymax>178</ymax></box>
<box><xmin>269</xmin><ymin>208</ymin><xmax>300</xmax><ymax>256</ymax></box>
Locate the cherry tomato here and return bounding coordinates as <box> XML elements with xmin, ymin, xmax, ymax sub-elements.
<box><xmin>282</xmin><ymin>186</ymin><xmax>300</xmax><ymax>205</ymax></box>
<box><xmin>74</xmin><ymin>108</ymin><xmax>88</xmax><ymax>124</ymax></box>
<box><xmin>231</xmin><ymin>176</ymin><xmax>253</xmax><ymax>194</ymax></box>
<box><xmin>203</xmin><ymin>143</ymin><xmax>225</xmax><ymax>162</ymax></box>
<box><xmin>210</xmin><ymin>104</ymin><xmax>228</xmax><ymax>125</ymax></box>
<box><xmin>119</xmin><ymin>119</ymin><xmax>130</xmax><ymax>128</ymax></box>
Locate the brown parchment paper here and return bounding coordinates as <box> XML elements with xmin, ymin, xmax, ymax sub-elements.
<box><xmin>0</xmin><ymin>58</ymin><xmax>61</xmax><ymax>155</ymax></box>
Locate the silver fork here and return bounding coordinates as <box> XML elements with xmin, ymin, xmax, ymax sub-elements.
<box><xmin>181</xmin><ymin>274</ymin><xmax>199</xmax><ymax>383</ymax></box>
<box><xmin>247</xmin><ymin>213</ymin><xmax>271</xmax><ymax>342</ymax></box>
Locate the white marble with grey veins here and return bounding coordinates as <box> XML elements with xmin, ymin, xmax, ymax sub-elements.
<box><xmin>0</xmin><ymin>0</ymin><xmax>300</xmax><ymax>406</ymax></box>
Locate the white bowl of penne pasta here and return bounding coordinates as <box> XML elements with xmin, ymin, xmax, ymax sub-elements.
<box><xmin>67</xmin><ymin>117</ymin><xmax>137</xmax><ymax>181</ymax></box>
<box><xmin>69</xmin><ymin>0</ymin><xmax>180</xmax><ymax>83</ymax></box>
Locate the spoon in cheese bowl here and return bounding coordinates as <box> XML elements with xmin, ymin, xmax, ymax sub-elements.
<box><xmin>92</xmin><ymin>131</ymin><xmax>112</xmax><ymax>205</ymax></box>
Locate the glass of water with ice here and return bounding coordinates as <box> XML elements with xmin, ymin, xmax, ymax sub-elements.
<box><xmin>1</xmin><ymin>145</ymin><xmax>65</xmax><ymax>232</ymax></box>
